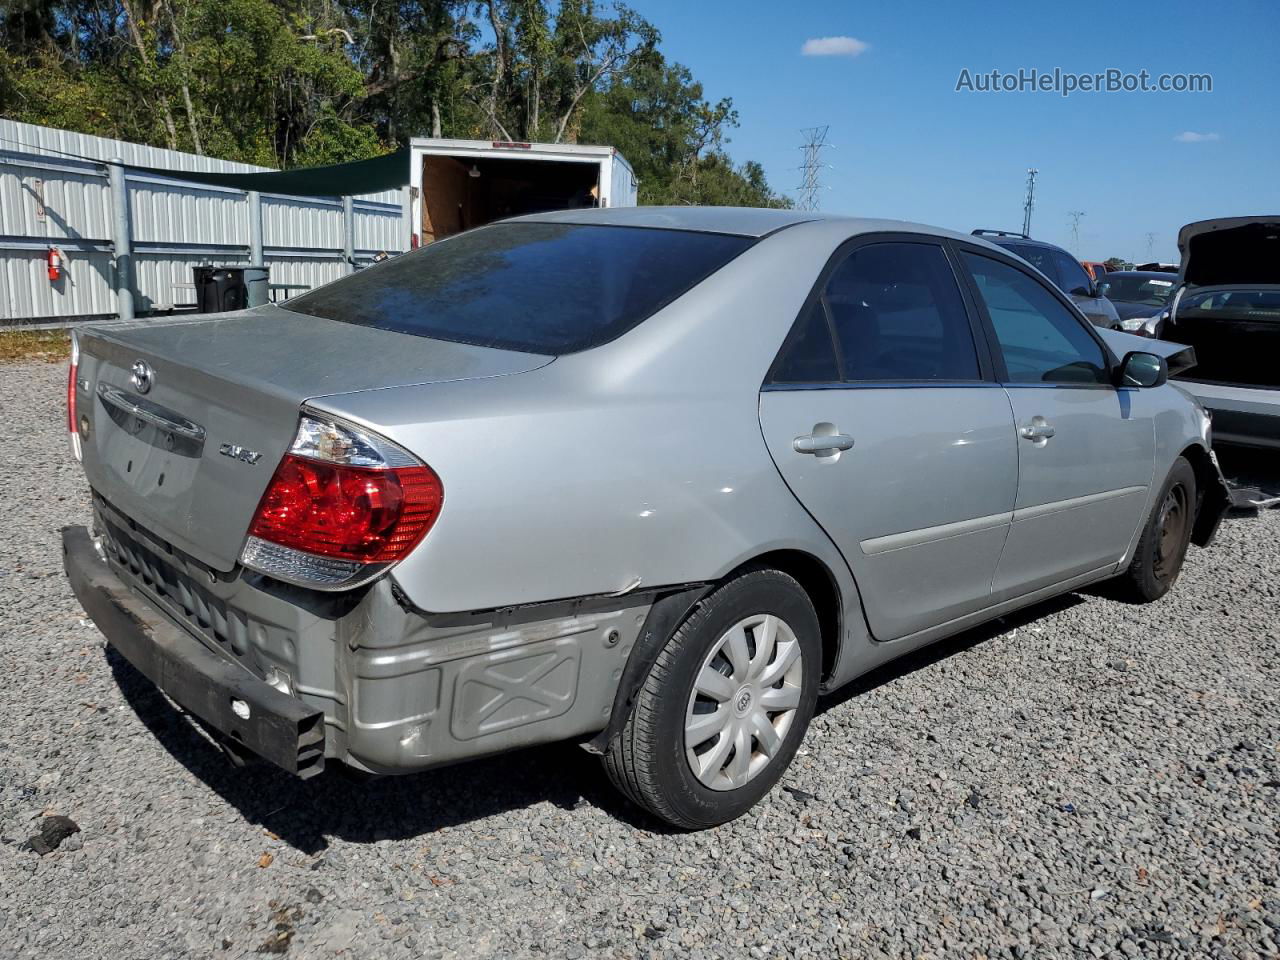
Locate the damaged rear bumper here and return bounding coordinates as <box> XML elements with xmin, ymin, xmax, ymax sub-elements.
<box><xmin>61</xmin><ymin>525</ymin><xmax>326</xmax><ymax>777</ymax></box>
<box><xmin>64</xmin><ymin>512</ymin><xmax>654</xmax><ymax>778</ymax></box>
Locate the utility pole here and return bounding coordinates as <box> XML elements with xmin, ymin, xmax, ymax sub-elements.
<box><xmin>1021</xmin><ymin>168</ymin><xmax>1038</xmax><ymax>236</ymax></box>
<box><xmin>797</xmin><ymin>126</ymin><xmax>830</xmax><ymax>212</ymax></box>
<box><xmin>1068</xmin><ymin>210</ymin><xmax>1085</xmax><ymax>255</ymax></box>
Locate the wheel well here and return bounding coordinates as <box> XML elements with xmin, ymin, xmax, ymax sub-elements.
<box><xmin>1179</xmin><ymin>441</ymin><xmax>1230</xmax><ymax>546</ymax></box>
<box><xmin>727</xmin><ymin>550</ymin><xmax>841</xmax><ymax>683</ymax></box>
<box><xmin>1180</xmin><ymin>442</ymin><xmax>1214</xmax><ymax>509</ymax></box>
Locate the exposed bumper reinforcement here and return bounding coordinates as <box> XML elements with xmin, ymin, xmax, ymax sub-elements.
<box><xmin>61</xmin><ymin>525</ymin><xmax>325</xmax><ymax>778</ymax></box>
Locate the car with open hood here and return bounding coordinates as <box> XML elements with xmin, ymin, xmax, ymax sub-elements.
<box><xmin>62</xmin><ymin>207</ymin><xmax>1230</xmax><ymax>828</ymax></box>
<box><xmin>1163</xmin><ymin>216</ymin><xmax>1280</xmax><ymax>449</ymax></box>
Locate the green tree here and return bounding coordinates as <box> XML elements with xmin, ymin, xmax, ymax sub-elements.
<box><xmin>0</xmin><ymin>0</ymin><xmax>787</xmax><ymax>206</ymax></box>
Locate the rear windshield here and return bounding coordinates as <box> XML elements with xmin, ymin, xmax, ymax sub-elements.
<box><xmin>282</xmin><ymin>222</ymin><xmax>754</xmax><ymax>354</ymax></box>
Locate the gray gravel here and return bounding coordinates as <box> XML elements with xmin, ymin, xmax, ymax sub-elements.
<box><xmin>2</xmin><ymin>358</ymin><xmax>1278</xmax><ymax>960</ymax></box>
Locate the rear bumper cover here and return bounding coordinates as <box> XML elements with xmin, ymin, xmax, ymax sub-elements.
<box><xmin>62</xmin><ymin>525</ymin><xmax>326</xmax><ymax>777</ymax></box>
<box><xmin>1178</xmin><ymin>379</ymin><xmax>1280</xmax><ymax>449</ymax></box>
<box><xmin>65</xmin><ymin>515</ymin><xmax>654</xmax><ymax>778</ymax></box>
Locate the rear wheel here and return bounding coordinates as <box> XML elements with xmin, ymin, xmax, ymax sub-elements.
<box><xmin>1115</xmin><ymin>456</ymin><xmax>1197</xmax><ymax>602</ymax></box>
<box><xmin>603</xmin><ymin>568</ymin><xmax>821</xmax><ymax>829</ymax></box>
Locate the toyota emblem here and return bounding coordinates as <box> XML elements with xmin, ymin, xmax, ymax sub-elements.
<box><xmin>130</xmin><ymin>360</ymin><xmax>153</xmax><ymax>394</ymax></box>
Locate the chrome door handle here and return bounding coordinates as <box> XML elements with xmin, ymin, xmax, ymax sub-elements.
<box><xmin>1018</xmin><ymin>419</ymin><xmax>1056</xmax><ymax>442</ymax></box>
<box><xmin>794</xmin><ymin>433</ymin><xmax>855</xmax><ymax>455</ymax></box>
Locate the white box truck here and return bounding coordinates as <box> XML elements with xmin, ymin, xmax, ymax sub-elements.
<box><xmin>407</xmin><ymin>138</ymin><xmax>638</xmax><ymax>246</ymax></box>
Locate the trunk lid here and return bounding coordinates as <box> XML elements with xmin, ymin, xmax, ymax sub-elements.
<box><xmin>1177</xmin><ymin>216</ymin><xmax>1280</xmax><ymax>287</ymax></box>
<box><xmin>76</xmin><ymin>306</ymin><xmax>551</xmax><ymax>570</ymax></box>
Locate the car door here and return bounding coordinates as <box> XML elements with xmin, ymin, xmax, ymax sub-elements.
<box><xmin>957</xmin><ymin>248</ymin><xmax>1156</xmax><ymax>599</ymax></box>
<box><xmin>758</xmin><ymin>237</ymin><xmax>1019</xmax><ymax>641</ymax></box>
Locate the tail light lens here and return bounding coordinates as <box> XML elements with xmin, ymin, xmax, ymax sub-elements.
<box><xmin>241</xmin><ymin>414</ymin><xmax>442</xmax><ymax>590</ymax></box>
<box><xmin>67</xmin><ymin>332</ymin><xmax>82</xmax><ymax>461</ymax></box>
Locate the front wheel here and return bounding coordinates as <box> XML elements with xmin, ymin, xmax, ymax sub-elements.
<box><xmin>603</xmin><ymin>568</ymin><xmax>821</xmax><ymax>829</ymax></box>
<box><xmin>1115</xmin><ymin>456</ymin><xmax>1197</xmax><ymax>602</ymax></box>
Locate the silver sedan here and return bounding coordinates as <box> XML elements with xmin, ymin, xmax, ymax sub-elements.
<box><xmin>63</xmin><ymin>207</ymin><xmax>1230</xmax><ymax>828</ymax></box>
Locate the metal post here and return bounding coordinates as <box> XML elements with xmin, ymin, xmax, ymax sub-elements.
<box><xmin>108</xmin><ymin>158</ymin><xmax>135</xmax><ymax>321</ymax></box>
<box><xmin>342</xmin><ymin>195</ymin><xmax>355</xmax><ymax>274</ymax></box>
<box><xmin>248</xmin><ymin>190</ymin><xmax>264</xmax><ymax>265</ymax></box>
<box><xmin>400</xmin><ymin>185</ymin><xmax>413</xmax><ymax>252</ymax></box>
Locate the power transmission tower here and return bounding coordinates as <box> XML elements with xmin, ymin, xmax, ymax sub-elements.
<box><xmin>1021</xmin><ymin>168</ymin><xmax>1038</xmax><ymax>236</ymax></box>
<box><xmin>1068</xmin><ymin>210</ymin><xmax>1085</xmax><ymax>254</ymax></box>
<box><xmin>1144</xmin><ymin>232</ymin><xmax>1156</xmax><ymax>259</ymax></box>
<box><xmin>797</xmin><ymin>126</ymin><xmax>830</xmax><ymax>212</ymax></box>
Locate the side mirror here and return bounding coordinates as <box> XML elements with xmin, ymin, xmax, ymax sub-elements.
<box><xmin>1117</xmin><ymin>351</ymin><xmax>1167</xmax><ymax>388</ymax></box>
<box><xmin>1069</xmin><ymin>285</ymin><xmax>1094</xmax><ymax>298</ymax></box>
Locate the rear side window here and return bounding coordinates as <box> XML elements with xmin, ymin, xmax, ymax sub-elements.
<box><xmin>770</xmin><ymin>241</ymin><xmax>980</xmax><ymax>383</ymax></box>
<box><xmin>770</xmin><ymin>300</ymin><xmax>840</xmax><ymax>383</ymax></box>
<box><xmin>963</xmin><ymin>252</ymin><xmax>1109</xmax><ymax>385</ymax></box>
<box><xmin>827</xmin><ymin>243</ymin><xmax>980</xmax><ymax>381</ymax></box>
<box><xmin>282</xmin><ymin>222</ymin><xmax>753</xmax><ymax>355</ymax></box>
<box><xmin>1004</xmin><ymin>243</ymin><xmax>1060</xmax><ymax>286</ymax></box>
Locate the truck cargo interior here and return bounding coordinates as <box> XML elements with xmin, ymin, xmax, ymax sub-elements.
<box><xmin>420</xmin><ymin>155</ymin><xmax>600</xmax><ymax>243</ymax></box>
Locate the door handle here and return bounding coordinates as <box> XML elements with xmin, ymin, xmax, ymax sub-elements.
<box><xmin>794</xmin><ymin>433</ymin><xmax>855</xmax><ymax>455</ymax></box>
<box><xmin>1018</xmin><ymin>418</ymin><xmax>1056</xmax><ymax>442</ymax></box>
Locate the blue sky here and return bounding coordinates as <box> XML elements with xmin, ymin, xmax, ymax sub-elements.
<box><xmin>634</xmin><ymin>0</ymin><xmax>1280</xmax><ymax>262</ymax></box>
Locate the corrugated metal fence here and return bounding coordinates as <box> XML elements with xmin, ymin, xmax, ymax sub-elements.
<box><xmin>0</xmin><ymin>119</ymin><xmax>409</xmax><ymax>324</ymax></box>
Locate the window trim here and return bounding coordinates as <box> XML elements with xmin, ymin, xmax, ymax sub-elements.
<box><xmin>764</xmin><ymin>232</ymin><xmax>997</xmax><ymax>390</ymax></box>
<box><xmin>948</xmin><ymin>240</ymin><xmax>1117</xmax><ymax>389</ymax></box>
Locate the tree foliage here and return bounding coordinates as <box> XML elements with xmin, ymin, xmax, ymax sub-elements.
<box><xmin>0</xmin><ymin>0</ymin><xmax>786</xmax><ymax>206</ymax></box>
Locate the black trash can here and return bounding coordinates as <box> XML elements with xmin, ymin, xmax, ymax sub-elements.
<box><xmin>193</xmin><ymin>266</ymin><xmax>269</xmax><ymax>313</ymax></box>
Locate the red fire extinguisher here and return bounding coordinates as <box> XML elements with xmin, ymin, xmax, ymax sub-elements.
<box><xmin>47</xmin><ymin>246</ymin><xmax>65</xmax><ymax>283</ymax></box>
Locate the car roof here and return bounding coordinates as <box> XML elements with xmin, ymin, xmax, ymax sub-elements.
<box><xmin>982</xmin><ymin>234</ymin><xmax>1063</xmax><ymax>252</ymax></box>
<box><xmin>509</xmin><ymin>205</ymin><xmax>1004</xmax><ymax>247</ymax></box>
<box><xmin>1106</xmin><ymin>270</ymin><xmax>1176</xmax><ymax>279</ymax></box>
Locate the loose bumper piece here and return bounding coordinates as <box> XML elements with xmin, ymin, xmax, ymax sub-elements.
<box><xmin>61</xmin><ymin>525</ymin><xmax>325</xmax><ymax>777</ymax></box>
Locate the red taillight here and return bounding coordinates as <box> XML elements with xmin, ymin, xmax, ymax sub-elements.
<box><xmin>67</xmin><ymin>333</ymin><xmax>82</xmax><ymax>461</ymax></box>
<box><xmin>248</xmin><ymin>454</ymin><xmax>441</xmax><ymax>564</ymax></box>
<box><xmin>67</xmin><ymin>357</ymin><xmax>77</xmax><ymax>433</ymax></box>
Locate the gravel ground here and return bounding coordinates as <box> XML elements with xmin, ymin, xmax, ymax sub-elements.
<box><xmin>2</xmin><ymin>358</ymin><xmax>1277</xmax><ymax>960</ymax></box>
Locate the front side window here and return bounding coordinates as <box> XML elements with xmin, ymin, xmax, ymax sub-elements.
<box><xmin>963</xmin><ymin>252</ymin><xmax>1109</xmax><ymax>385</ymax></box>
<box><xmin>282</xmin><ymin>222</ymin><xmax>753</xmax><ymax>355</ymax></box>
<box><xmin>1053</xmin><ymin>251</ymin><xmax>1094</xmax><ymax>294</ymax></box>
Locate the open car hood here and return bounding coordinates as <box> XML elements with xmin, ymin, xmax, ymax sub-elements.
<box><xmin>1096</xmin><ymin>327</ymin><xmax>1198</xmax><ymax>379</ymax></box>
<box><xmin>1177</xmin><ymin>216</ymin><xmax>1280</xmax><ymax>287</ymax></box>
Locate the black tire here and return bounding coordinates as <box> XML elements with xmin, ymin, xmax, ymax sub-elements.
<box><xmin>1115</xmin><ymin>456</ymin><xmax>1197</xmax><ymax>602</ymax></box>
<box><xmin>603</xmin><ymin>567</ymin><xmax>821</xmax><ymax>829</ymax></box>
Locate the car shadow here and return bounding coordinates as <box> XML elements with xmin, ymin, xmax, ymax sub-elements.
<box><xmin>105</xmin><ymin>649</ymin><xmax>669</xmax><ymax>853</ymax></box>
<box><xmin>106</xmin><ymin>591</ymin><xmax>1088</xmax><ymax>849</ymax></box>
<box><xmin>817</xmin><ymin>593</ymin><xmax>1082</xmax><ymax>715</ymax></box>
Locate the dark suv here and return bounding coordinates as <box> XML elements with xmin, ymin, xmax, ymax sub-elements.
<box><xmin>971</xmin><ymin>230</ymin><xmax>1121</xmax><ymax>329</ymax></box>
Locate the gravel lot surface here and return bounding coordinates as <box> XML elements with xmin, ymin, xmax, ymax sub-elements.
<box><xmin>2</xmin><ymin>358</ymin><xmax>1278</xmax><ymax>960</ymax></box>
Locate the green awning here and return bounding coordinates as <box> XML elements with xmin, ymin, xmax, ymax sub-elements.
<box><xmin>125</xmin><ymin>146</ymin><xmax>410</xmax><ymax>198</ymax></box>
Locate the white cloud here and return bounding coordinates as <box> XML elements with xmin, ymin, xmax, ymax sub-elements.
<box><xmin>1173</xmin><ymin>131</ymin><xmax>1221</xmax><ymax>143</ymax></box>
<box><xmin>801</xmin><ymin>36</ymin><xmax>869</xmax><ymax>58</ymax></box>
